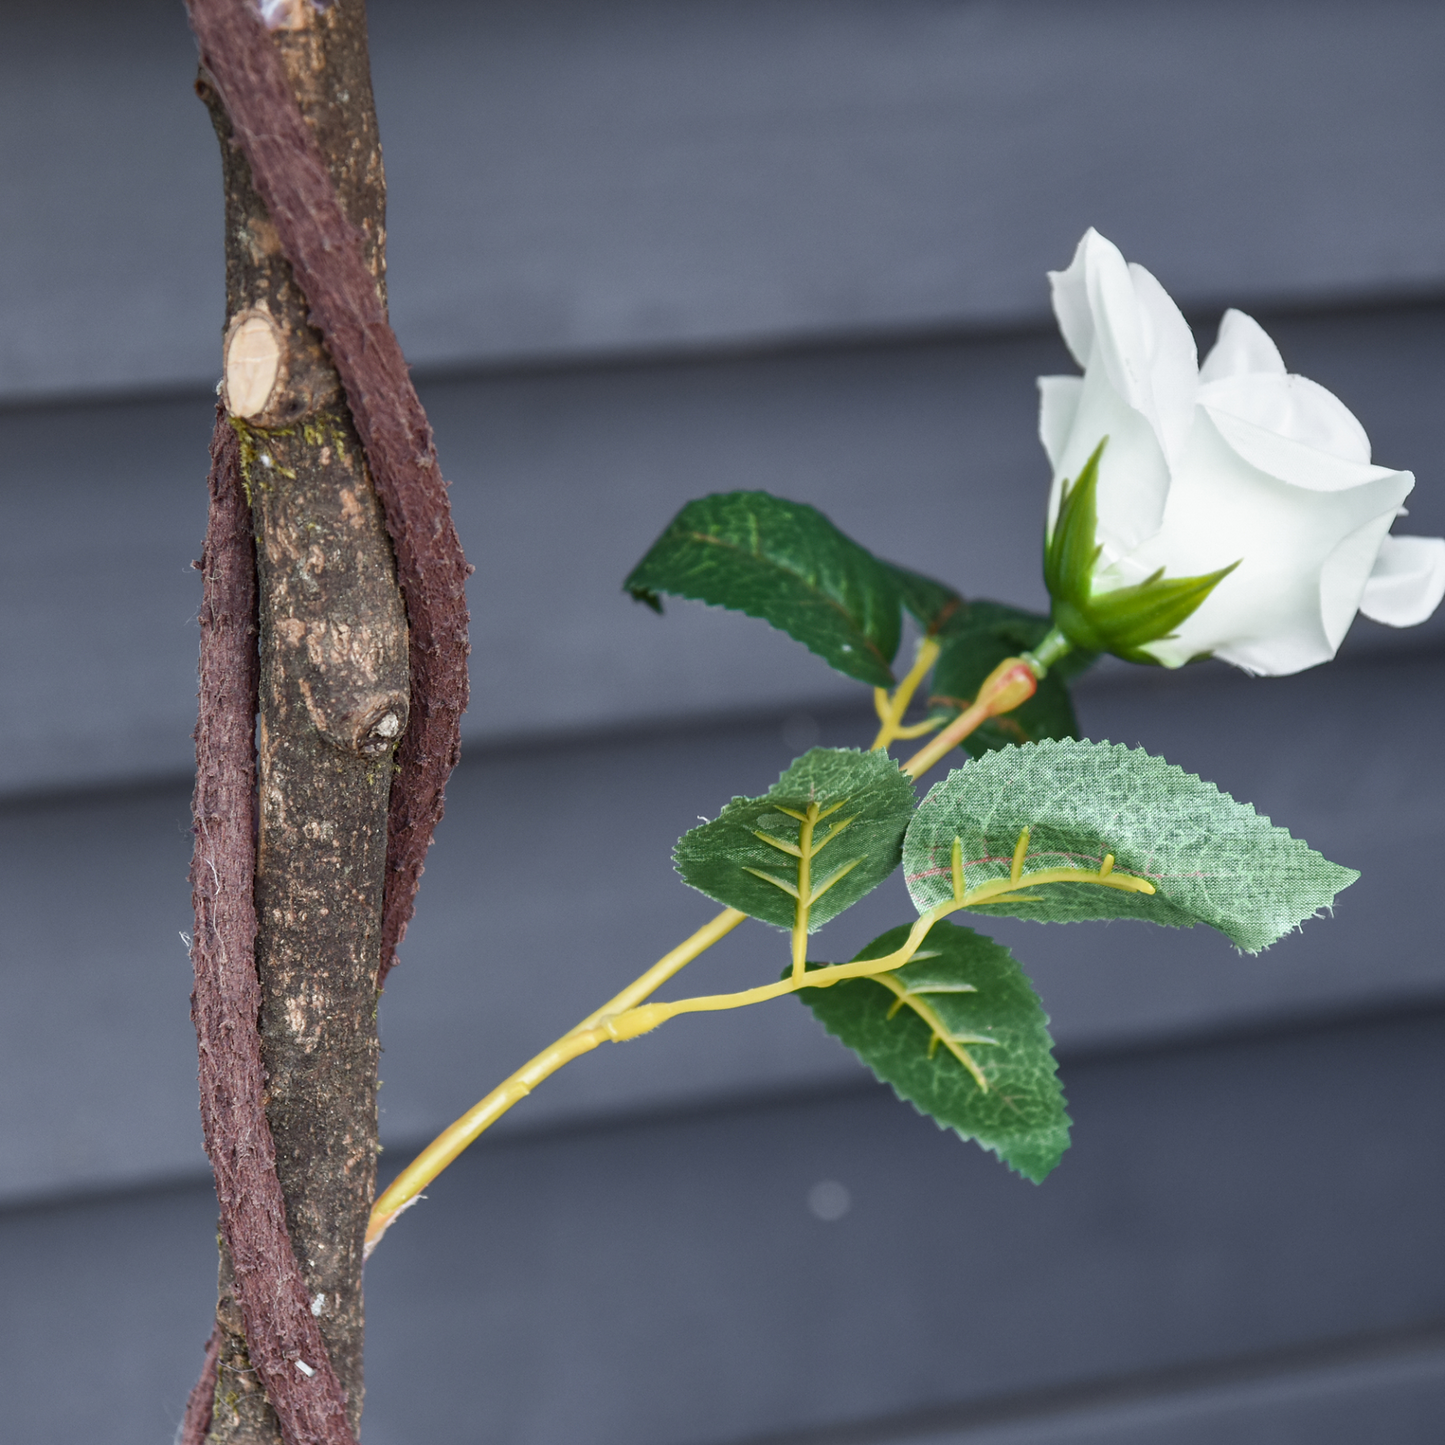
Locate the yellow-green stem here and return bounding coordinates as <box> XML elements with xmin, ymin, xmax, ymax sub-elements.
<box><xmin>605</xmin><ymin>861</ymin><xmax>1151</xmax><ymax>1036</ymax></box>
<box><xmin>901</xmin><ymin>658</ymin><xmax>1037</xmax><ymax>779</ymax></box>
<box><xmin>604</xmin><ymin>907</ymin><xmax>955</xmax><ymax>1039</ymax></box>
<box><xmin>365</xmin><ymin>906</ymin><xmax>745</xmax><ymax>1254</ymax></box>
<box><xmin>791</xmin><ymin>802</ymin><xmax>818</xmax><ymax>980</ymax></box>
<box><xmin>870</xmin><ymin>637</ymin><xmax>943</xmax><ymax>751</ymax></box>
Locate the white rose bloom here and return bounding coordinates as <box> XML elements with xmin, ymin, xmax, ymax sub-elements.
<box><xmin>1038</xmin><ymin>228</ymin><xmax>1445</xmax><ymax>675</ymax></box>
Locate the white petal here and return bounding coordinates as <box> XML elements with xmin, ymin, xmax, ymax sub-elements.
<box><xmin>1084</xmin><ymin>241</ymin><xmax>1157</xmax><ymax>420</ymax></box>
<box><xmin>1198</xmin><ymin>309</ymin><xmax>1285</xmax><ymax>383</ymax></box>
<box><xmin>1047</xmin><ymin>229</ymin><xmax>1107</xmax><ymax>370</ymax></box>
<box><xmin>1126</xmin><ymin>262</ymin><xmax>1198</xmax><ymax>469</ymax></box>
<box><xmin>1047</xmin><ymin>360</ymin><xmax>1172</xmax><ymax>553</ymax></box>
<box><xmin>1318</xmin><ymin>513</ymin><xmax>1397</xmax><ymax>650</ymax></box>
<box><xmin>1200</xmin><ymin>375</ymin><xmax>1372</xmax><ymax>465</ymax></box>
<box><xmin>1048</xmin><ymin>230</ymin><xmax>1199</xmax><ymax>478</ymax></box>
<box><xmin>1359</xmin><ymin>535</ymin><xmax>1445</xmax><ymax>627</ymax></box>
<box><xmin>1202</xmin><ymin>405</ymin><xmax>1398</xmax><ymax>493</ymax></box>
<box><xmin>1117</xmin><ymin>410</ymin><xmax>1413</xmax><ymax>675</ymax></box>
<box><xmin>1037</xmin><ymin>376</ymin><xmax>1083</xmax><ymax>472</ymax></box>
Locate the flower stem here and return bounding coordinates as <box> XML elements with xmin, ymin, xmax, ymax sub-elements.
<box><xmin>364</xmin><ymin>906</ymin><xmax>746</xmax><ymax>1255</ymax></box>
<box><xmin>899</xmin><ymin>629</ymin><xmax>1076</xmax><ymax>780</ymax></box>
<box><xmin>901</xmin><ymin>657</ymin><xmax>1034</xmax><ymax>778</ymax></box>
<box><xmin>870</xmin><ymin>637</ymin><xmax>943</xmax><ymax>751</ymax></box>
<box><xmin>365</xmin><ymin>826</ymin><xmax>1152</xmax><ymax>1254</ymax></box>
<box><xmin>604</xmin><ymin>852</ymin><xmax>1152</xmax><ymax>1036</ymax></box>
<box><xmin>1022</xmin><ymin>625</ymin><xmax>1074</xmax><ymax>676</ymax></box>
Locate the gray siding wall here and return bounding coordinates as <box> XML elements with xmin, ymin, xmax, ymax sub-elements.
<box><xmin>2</xmin><ymin>2</ymin><xmax>1442</xmax><ymax>1441</ymax></box>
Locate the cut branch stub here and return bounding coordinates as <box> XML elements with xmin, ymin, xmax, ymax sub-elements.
<box><xmin>224</xmin><ymin>308</ymin><xmax>287</xmax><ymax>421</ymax></box>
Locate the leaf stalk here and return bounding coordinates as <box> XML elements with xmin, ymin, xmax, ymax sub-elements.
<box><xmin>364</xmin><ymin>905</ymin><xmax>746</xmax><ymax>1255</ymax></box>
<box><xmin>366</xmin><ymin>833</ymin><xmax>1150</xmax><ymax>1253</ymax></box>
<box><xmin>870</xmin><ymin>637</ymin><xmax>943</xmax><ymax>751</ymax></box>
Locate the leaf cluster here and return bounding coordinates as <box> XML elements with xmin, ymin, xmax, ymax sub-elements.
<box><xmin>671</xmin><ymin>740</ymin><xmax>1357</xmax><ymax>1182</ymax></box>
<box><xmin>632</xmin><ymin>490</ymin><xmax>1360</xmax><ymax>1190</ymax></box>
<box><xmin>625</xmin><ymin>490</ymin><xmax>1090</xmax><ymax>756</ymax></box>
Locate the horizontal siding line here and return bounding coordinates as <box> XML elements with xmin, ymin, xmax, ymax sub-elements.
<box><xmin>6</xmin><ymin>993</ymin><xmax>1444</xmax><ymax>1218</ymax></box>
<box><xmin>728</xmin><ymin>1320</ymin><xmax>1445</xmax><ymax>1445</ymax></box>
<box><xmin>7</xmin><ymin>285</ymin><xmax>1445</xmax><ymax>416</ymax></box>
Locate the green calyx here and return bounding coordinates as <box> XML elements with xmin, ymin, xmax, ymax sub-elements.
<box><xmin>1043</xmin><ymin>439</ymin><xmax>1238</xmax><ymax>665</ymax></box>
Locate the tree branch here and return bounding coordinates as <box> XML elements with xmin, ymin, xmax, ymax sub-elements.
<box><xmin>186</xmin><ymin>0</ymin><xmax>471</xmax><ymax>988</ymax></box>
<box><xmin>189</xmin><ymin>410</ymin><xmax>359</xmax><ymax>1445</ymax></box>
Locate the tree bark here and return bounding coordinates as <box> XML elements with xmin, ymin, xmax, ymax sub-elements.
<box><xmin>195</xmin><ymin>4</ymin><xmax>402</xmax><ymax>1441</ymax></box>
<box><xmin>183</xmin><ymin>0</ymin><xmax>471</xmax><ymax>1435</ymax></box>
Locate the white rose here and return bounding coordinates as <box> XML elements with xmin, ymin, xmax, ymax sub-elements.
<box><xmin>1037</xmin><ymin>228</ymin><xmax>1445</xmax><ymax>675</ymax></box>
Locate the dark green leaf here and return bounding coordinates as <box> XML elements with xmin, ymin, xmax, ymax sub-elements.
<box><xmin>904</xmin><ymin>739</ymin><xmax>1359</xmax><ymax>953</ymax></box>
<box><xmin>881</xmin><ymin>562</ymin><xmax>966</xmax><ymax>638</ymax></box>
<box><xmin>928</xmin><ymin>601</ymin><xmax>1092</xmax><ymax>756</ymax></box>
<box><xmin>625</xmin><ymin>491</ymin><xmax>905</xmax><ymax>686</ymax></box>
<box><xmin>674</xmin><ymin>748</ymin><xmax>916</xmax><ymax>929</ymax></box>
<box><xmin>798</xmin><ymin>922</ymin><xmax>1069</xmax><ymax>1181</ymax></box>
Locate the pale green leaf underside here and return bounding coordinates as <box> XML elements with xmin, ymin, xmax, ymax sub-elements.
<box><xmin>798</xmin><ymin>922</ymin><xmax>1069</xmax><ymax>1182</ymax></box>
<box><xmin>674</xmin><ymin>748</ymin><xmax>916</xmax><ymax>930</ymax></box>
<box><xmin>904</xmin><ymin>739</ymin><xmax>1358</xmax><ymax>954</ymax></box>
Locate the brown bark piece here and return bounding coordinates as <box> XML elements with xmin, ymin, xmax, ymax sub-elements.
<box><xmin>184</xmin><ymin>2</ymin><xmax>471</xmax><ymax>1434</ymax></box>
<box><xmin>245</xmin><ymin>402</ymin><xmax>406</xmax><ymax>1432</ymax></box>
<box><xmin>188</xmin><ymin>0</ymin><xmax>471</xmax><ymax>989</ymax></box>
<box><xmin>179</xmin><ymin>1329</ymin><xmax>222</xmax><ymax>1445</ymax></box>
<box><xmin>187</xmin><ymin>4</ymin><xmax>417</xmax><ymax>1442</ymax></box>
<box><xmin>189</xmin><ymin>412</ymin><xmax>360</xmax><ymax>1445</ymax></box>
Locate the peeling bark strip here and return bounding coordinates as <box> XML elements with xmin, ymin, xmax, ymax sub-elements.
<box><xmin>186</xmin><ymin>0</ymin><xmax>471</xmax><ymax>988</ymax></box>
<box><xmin>189</xmin><ymin>411</ymin><xmax>359</xmax><ymax>1445</ymax></box>
<box><xmin>191</xmin><ymin>5</ymin><xmax>410</xmax><ymax>1441</ymax></box>
<box><xmin>179</xmin><ymin>1328</ymin><xmax>222</xmax><ymax>1445</ymax></box>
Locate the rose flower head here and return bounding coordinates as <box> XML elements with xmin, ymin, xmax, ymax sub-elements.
<box><xmin>1037</xmin><ymin>228</ymin><xmax>1445</xmax><ymax>675</ymax></box>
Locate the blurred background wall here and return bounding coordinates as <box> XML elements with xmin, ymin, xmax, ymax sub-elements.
<box><xmin>2</xmin><ymin>1</ymin><xmax>1444</xmax><ymax>1440</ymax></box>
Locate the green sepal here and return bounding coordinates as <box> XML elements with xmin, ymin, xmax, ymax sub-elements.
<box><xmin>796</xmin><ymin>922</ymin><xmax>1069</xmax><ymax>1182</ymax></box>
<box><xmin>928</xmin><ymin>601</ymin><xmax>1094</xmax><ymax>757</ymax></box>
<box><xmin>1045</xmin><ymin>441</ymin><xmax>1237</xmax><ymax>663</ymax></box>
<box><xmin>904</xmin><ymin>739</ymin><xmax>1359</xmax><ymax>954</ymax></box>
<box><xmin>674</xmin><ymin>748</ymin><xmax>917</xmax><ymax>930</ymax></box>
<box><xmin>625</xmin><ymin>491</ymin><xmax>906</xmax><ymax>686</ymax></box>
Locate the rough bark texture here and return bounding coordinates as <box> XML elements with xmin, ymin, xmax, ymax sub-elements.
<box><xmin>186</xmin><ymin>4</ymin><xmax>415</xmax><ymax>1443</ymax></box>
<box><xmin>188</xmin><ymin>0</ymin><xmax>472</xmax><ymax>991</ymax></box>
<box><xmin>188</xmin><ymin>411</ymin><xmax>361</xmax><ymax>1445</ymax></box>
<box><xmin>183</xmin><ymin>2</ymin><xmax>471</xmax><ymax>1436</ymax></box>
<box><xmin>181</xmin><ymin>1329</ymin><xmax>223</xmax><ymax>1445</ymax></box>
<box><xmin>240</xmin><ymin>393</ymin><xmax>406</xmax><ymax>1437</ymax></box>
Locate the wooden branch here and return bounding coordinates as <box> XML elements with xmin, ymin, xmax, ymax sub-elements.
<box><xmin>180</xmin><ymin>0</ymin><xmax>477</xmax><ymax>1438</ymax></box>
<box><xmin>188</xmin><ymin>409</ymin><xmax>360</xmax><ymax>1445</ymax></box>
<box><xmin>187</xmin><ymin>0</ymin><xmax>472</xmax><ymax>990</ymax></box>
<box><xmin>182</xmin><ymin>3</ymin><xmax>472</xmax><ymax>1433</ymax></box>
